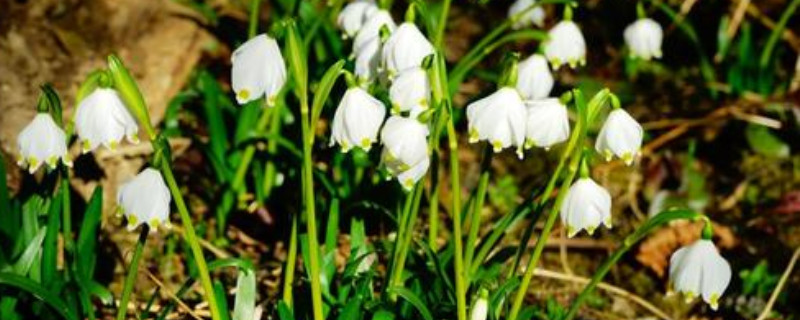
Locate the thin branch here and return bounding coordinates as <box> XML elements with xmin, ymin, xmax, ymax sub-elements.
<box><xmin>755</xmin><ymin>247</ymin><xmax>800</xmax><ymax>320</ymax></box>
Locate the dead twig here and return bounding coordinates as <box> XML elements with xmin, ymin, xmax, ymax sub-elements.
<box><xmin>144</xmin><ymin>270</ymin><xmax>204</xmax><ymax>320</ymax></box>
<box><xmin>755</xmin><ymin>247</ymin><xmax>800</xmax><ymax>320</ymax></box>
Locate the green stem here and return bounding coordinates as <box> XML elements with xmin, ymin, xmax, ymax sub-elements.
<box><xmin>282</xmin><ymin>212</ymin><xmax>298</xmax><ymax>304</ymax></box>
<box><xmin>464</xmin><ymin>147</ymin><xmax>492</xmax><ymax>276</ymax></box>
<box><xmin>758</xmin><ymin>0</ymin><xmax>800</xmax><ymax>68</ymax></box>
<box><xmin>263</xmin><ymin>104</ymin><xmax>283</xmax><ymax>198</ymax></box>
<box><xmin>447</xmin><ymin>118</ymin><xmax>467</xmax><ymax>320</ymax></box>
<box><xmin>60</xmin><ymin>169</ymin><xmax>74</xmax><ymax>277</ymax></box>
<box><xmin>507</xmin><ymin>121</ymin><xmax>586</xmax><ymax>320</ymax></box>
<box><xmin>563</xmin><ymin>209</ymin><xmax>705</xmax><ymax>319</ymax></box>
<box><xmin>115</xmin><ymin>226</ymin><xmax>149</xmax><ymax>320</ymax></box>
<box><xmin>389</xmin><ymin>184</ymin><xmax>425</xmax><ymax>298</ymax></box>
<box><xmin>428</xmin><ymin>154</ymin><xmax>440</xmax><ymax>250</ymax></box>
<box><xmin>248</xmin><ymin>0</ymin><xmax>261</xmax><ymax>38</ymax></box>
<box><xmin>433</xmin><ymin>0</ymin><xmax>451</xmax><ymax>48</ymax></box>
<box><xmin>160</xmin><ymin>160</ymin><xmax>222</xmax><ymax>320</ymax></box>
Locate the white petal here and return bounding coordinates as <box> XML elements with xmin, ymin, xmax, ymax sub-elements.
<box><xmin>337</xmin><ymin>0</ymin><xmax>378</xmax><ymax>38</ymax></box>
<box><xmin>525</xmin><ymin>98</ymin><xmax>570</xmax><ymax>149</ymax></box>
<box><xmin>508</xmin><ymin>0</ymin><xmax>546</xmax><ymax>29</ymax></box>
<box><xmin>16</xmin><ymin>113</ymin><xmax>69</xmax><ymax>173</ymax></box>
<box><xmin>595</xmin><ymin>109</ymin><xmax>643</xmax><ymax>164</ymax></box>
<box><xmin>355</xmin><ymin>37</ymin><xmax>382</xmax><ymax>82</ymax></box>
<box><xmin>466</xmin><ymin>87</ymin><xmax>527</xmax><ymax>156</ymax></box>
<box><xmin>231</xmin><ymin>34</ymin><xmax>287</xmax><ymax>105</ymax></box>
<box><xmin>560</xmin><ymin>178</ymin><xmax>611</xmax><ymax>237</ymax></box>
<box><xmin>389</xmin><ymin>67</ymin><xmax>431</xmax><ymax>114</ymax></box>
<box><xmin>516</xmin><ymin>54</ymin><xmax>554</xmax><ymax>100</ymax></box>
<box><xmin>544</xmin><ymin>21</ymin><xmax>587</xmax><ymax>69</ymax></box>
<box><xmin>353</xmin><ymin>10</ymin><xmax>396</xmax><ymax>55</ymax></box>
<box><xmin>75</xmin><ymin>88</ymin><xmax>139</xmax><ymax>152</ymax></box>
<box><xmin>117</xmin><ymin>168</ymin><xmax>172</xmax><ymax>231</ymax></box>
<box><xmin>382</xmin><ymin>22</ymin><xmax>434</xmax><ymax>76</ymax></box>
<box><xmin>624</xmin><ymin>18</ymin><xmax>663</xmax><ymax>60</ymax></box>
<box><xmin>331</xmin><ymin>87</ymin><xmax>387</xmax><ymax>151</ymax></box>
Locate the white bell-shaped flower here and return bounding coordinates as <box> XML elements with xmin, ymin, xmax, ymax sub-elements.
<box><xmin>355</xmin><ymin>37</ymin><xmax>383</xmax><ymax>82</ymax></box>
<box><xmin>330</xmin><ymin>87</ymin><xmax>387</xmax><ymax>151</ymax></box>
<box><xmin>337</xmin><ymin>0</ymin><xmax>378</xmax><ymax>39</ymax></box>
<box><xmin>353</xmin><ymin>10</ymin><xmax>396</xmax><ymax>56</ymax></box>
<box><xmin>117</xmin><ymin>168</ymin><xmax>172</xmax><ymax>232</ymax></box>
<box><xmin>382</xmin><ymin>22</ymin><xmax>434</xmax><ymax>76</ymax></box>
<box><xmin>466</xmin><ymin>87</ymin><xmax>527</xmax><ymax>158</ymax></box>
<box><xmin>560</xmin><ymin>178</ymin><xmax>612</xmax><ymax>237</ymax></box>
<box><xmin>543</xmin><ymin>20</ymin><xmax>587</xmax><ymax>69</ymax></box>
<box><xmin>668</xmin><ymin>239</ymin><xmax>732</xmax><ymax>310</ymax></box>
<box><xmin>524</xmin><ymin>98</ymin><xmax>570</xmax><ymax>149</ymax></box>
<box><xmin>469</xmin><ymin>289</ymin><xmax>489</xmax><ymax>320</ymax></box>
<box><xmin>75</xmin><ymin>88</ymin><xmax>140</xmax><ymax>153</ymax></box>
<box><xmin>508</xmin><ymin>0</ymin><xmax>546</xmax><ymax>29</ymax></box>
<box><xmin>624</xmin><ymin>18</ymin><xmax>663</xmax><ymax>60</ymax></box>
<box><xmin>595</xmin><ymin>108</ymin><xmax>644</xmax><ymax>165</ymax></box>
<box><xmin>389</xmin><ymin>67</ymin><xmax>431</xmax><ymax>116</ymax></box>
<box><xmin>516</xmin><ymin>54</ymin><xmax>554</xmax><ymax>100</ymax></box>
<box><xmin>380</xmin><ymin>116</ymin><xmax>429</xmax><ymax>189</ymax></box>
<box><xmin>16</xmin><ymin>113</ymin><xmax>71</xmax><ymax>173</ymax></box>
<box><xmin>231</xmin><ymin>34</ymin><xmax>287</xmax><ymax>106</ymax></box>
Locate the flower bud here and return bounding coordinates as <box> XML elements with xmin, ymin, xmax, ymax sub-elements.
<box><xmin>330</xmin><ymin>87</ymin><xmax>387</xmax><ymax>152</ymax></box>
<box><xmin>75</xmin><ymin>88</ymin><xmax>140</xmax><ymax>153</ymax></box>
<box><xmin>16</xmin><ymin>113</ymin><xmax>71</xmax><ymax>173</ymax></box>
<box><xmin>117</xmin><ymin>168</ymin><xmax>172</xmax><ymax>232</ymax></box>
<box><xmin>231</xmin><ymin>34</ymin><xmax>287</xmax><ymax>106</ymax></box>
<box><xmin>543</xmin><ymin>20</ymin><xmax>587</xmax><ymax>69</ymax></box>
<box><xmin>668</xmin><ymin>239</ymin><xmax>731</xmax><ymax>310</ymax></box>
<box><xmin>469</xmin><ymin>289</ymin><xmax>489</xmax><ymax>320</ymax></box>
<box><xmin>466</xmin><ymin>87</ymin><xmax>527</xmax><ymax>159</ymax></box>
<box><xmin>560</xmin><ymin>178</ymin><xmax>612</xmax><ymax>237</ymax></box>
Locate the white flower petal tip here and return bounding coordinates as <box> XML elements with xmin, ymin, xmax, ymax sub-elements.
<box><xmin>380</xmin><ymin>116</ymin><xmax>429</xmax><ymax>189</ymax></box>
<box><xmin>516</xmin><ymin>54</ymin><xmax>554</xmax><ymax>100</ymax></box>
<box><xmin>560</xmin><ymin>178</ymin><xmax>612</xmax><ymax>237</ymax></box>
<box><xmin>466</xmin><ymin>87</ymin><xmax>527</xmax><ymax>157</ymax></box>
<box><xmin>525</xmin><ymin>98</ymin><xmax>570</xmax><ymax>150</ymax></box>
<box><xmin>337</xmin><ymin>0</ymin><xmax>378</xmax><ymax>39</ymax></box>
<box><xmin>544</xmin><ymin>20</ymin><xmax>587</xmax><ymax>69</ymax></box>
<box><xmin>469</xmin><ymin>289</ymin><xmax>489</xmax><ymax>320</ymax></box>
<box><xmin>595</xmin><ymin>109</ymin><xmax>644</xmax><ymax>166</ymax></box>
<box><xmin>668</xmin><ymin>239</ymin><xmax>732</xmax><ymax>310</ymax></box>
<box><xmin>117</xmin><ymin>168</ymin><xmax>172</xmax><ymax>233</ymax></box>
<box><xmin>331</xmin><ymin>87</ymin><xmax>387</xmax><ymax>152</ymax></box>
<box><xmin>624</xmin><ymin>18</ymin><xmax>663</xmax><ymax>60</ymax></box>
<box><xmin>231</xmin><ymin>34</ymin><xmax>287</xmax><ymax>106</ymax></box>
<box><xmin>508</xmin><ymin>0</ymin><xmax>546</xmax><ymax>29</ymax></box>
<box><xmin>75</xmin><ymin>88</ymin><xmax>140</xmax><ymax>153</ymax></box>
<box><xmin>382</xmin><ymin>22</ymin><xmax>434</xmax><ymax>76</ymax></box>
<box><xmin>16</xmin><ymin>113</ymin><xmax>69</xmax><ymax>174</ymax></box>
<box><xmin>389</xmin><ymin>67</ymin><xmax>431</xmax><ymax>117</ymax></box>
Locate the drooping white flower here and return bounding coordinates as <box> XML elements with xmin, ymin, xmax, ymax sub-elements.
<box><xmin>117</xmin><ymin>168</ymin><xmax>172</xmax><ymax>232</ymax></box>
<box><xmin>560</xmin><ymin>178</ymin><xmax>612</xmax><ymax>237</ymax></box>
<box><xmin>337</xmin><ymin>0</ymin><xmax>378</xmax><ymax>39</ymax></box>
<box><xmin>524</xmin><ymin>98</ymin><xmax>570</xmax><ymax>149</ymax></box>
<box><xmin>668</xmin><ymin>239</ymin><xmax>732</xmax><ymax>310</ymax></box>
<box><xmin>624</xmin><ymin>18</ymin><xmax>663</xmax><ymax>60</ymax></box>
<box><xmin>75</xmin><ymin>88</ymin><xmax>139</xmax><ymax>153</ymax></box>
<box><xmin>231</xmin><ymin>34</ymin><xmax>287</xmax><ymax>106</ymax></box>
<box><xmin>16</xmin><ymin>113</ymin><xmax>71</xmax><ymax>173</ymax></box>
<box><xmin>382</xmin><ymin>22</ymin><xmax>434</xmax><ymax>76</ymax></box>
<box><xmin>380</xmin><ymin>116</ymin><xmax>429</xmax><ymax>189</ymax></box>
<box><xmin>516</xmin><ymin>54</ymin><xmax>554</xmax><ymax>100</ymax></box>
<box><xmin>469</xmin><ymin>289</ymin><xmax>489</xmax><ymax>320</ymax></box>
<box><xmin>543</xmin><ymin>20</ymin><xmax>587</xmax><ymax>69</ymax></box>
<box><xmin>595</xmin><ymin>108</ymin><xmax>644</xmax><ymax>165</ymax></box>
<box><xmin>466</xmin><ymin>87</ymin><xmax>527</xmax><ymax>158</ymax></box>
<box><xmin>389</xmin><ymin>67</ymin><xmax>431</xmax><ymax>116</ymax></box>
<box><xmin>355</xmin><ymin>37</ymin><xmax>383</xmax><ymax>82</ymax></box>
<box><xmin>330</xmin><ymin>87</ymin><xmax>387</xmax><ymax>151</ymax></box>
<box><xmin>508</xmin><ymin>0</ymin><xmax>546</xmax><ymax>29</ymax></box>
<box><xmin>353</xmin><ymin>10</ymin><xmax>396</xmax><ymax>56</ymax></box>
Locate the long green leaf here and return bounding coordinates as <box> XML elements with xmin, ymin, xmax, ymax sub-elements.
<box><xmin>11</xmin><ymin>228</ymin><xmax>47</xmax><ymax>276</ymax></box>
<box><xmin>77</xmin><ymin>187</ymin><xmax>102</xmax><ymax>280</ymax></box>
<box><xmin>385</xmin><ymin>287</ymin><xmax>434</xmax><ymax>320</ymax></box>
<box><xmin>310</xmin><ymin>59</ymin><xmax>345</xmax><ymax>133</ymax></box>
<box><xmin>0</xmin><ymin>153</ymin><xmax>12</xmax><ymax>239</ymax></box>
<box><xmin>42</xmin><ymin>190</ymin><xmax>62</xmax><ymax>285</ymax></box>
<box><xmin>198</xmin><ymin>71</ymin><xmax>231</xmax><ymax>170</ymax></box>
<box><xmin>0</xmin><ymin>272</ymin><xmax>78</xmax><ymax>320</ymax></box>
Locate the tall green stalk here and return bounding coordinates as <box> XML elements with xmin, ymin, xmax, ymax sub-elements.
<box><xmin>388</xmin><ymin>184</ymin><xmax>425</xmax><ymax>297</ymax></box>
<box><xmin>115</xmin><ymin>226</ymin><xmax>149</xmax><ymax>320</ymax></box>
<box><xmin>464</xmin><ymin>147</ymin><xmax>492</xmax><ymax>275</ymax></box>
<box><xmin>108</xmin><ymin>55</ymin><xmax>223</xmax><ymax>320</ymax></box>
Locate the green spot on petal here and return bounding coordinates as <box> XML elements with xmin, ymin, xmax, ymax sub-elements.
<box><xmin>237</xmin><ymin>89</ymin><xmax>251</xmax><ymax>101</ymax></box>
<box><xmin>128</xmin><ymin>214</ymin><xmax>138</xmax><ymax>227</ymax></box>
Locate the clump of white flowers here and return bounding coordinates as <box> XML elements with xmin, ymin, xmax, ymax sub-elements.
<box><xmin>330</xmin><ymin>86</ymin><xmax>387</xmax><ymax>152</ymax></box>
<box><xmin>75</xmin><ymin>88</ymin><xmax>139</xmax><ymax>153</ymax></box>
<box><xmin>117</xmin><ymin>168</ymin><xmax>172</xmax><ymax>232</ymax></box>
<box><xmin>543</xmin><ymin>7</ymin><xmax>586</xmax><ymax>69</ymax></box>
<box><xmin>337</xmin><ymin>0</ymin><xmax>378</xmax><ymax>39</ymax></box>
<box><xmin>595</xmin><ymin>107</ymin><xmax>644</xmax><ymax>165</ymax></box>
<box><xmin>380</xmin><ymin>116</ymin><xmax>430</xmax><ymax>189</ymax></box>
<box><xmin>508</xmin><ymin>0</ymin><xmax>546</xmax><ymax>29</ymax></box>
<box><xmin>524</xmin><ymin>98</ymin><xmax>570</xmax><ymax>150</ymax></box>
<box><xmin>668</xmin><ymin>238</ymin><xmax>732</xmax><ymax>310</ymax></box>
<box><xmin>231</xmin><ymin>34</ymin><xmax>287</xmax><ymax>106</ymax></box>
<box><xmin>560</xmin><ymin>176</ymin><xmax>612</xmax><ymax>237</ymax></box>
<box><xmin>17</xmin><ymin>113</ymin><xmax>71</xmax><ymax>173</ymax></box>
<box><xmin>516</xmin><ymin>54</ymin><xmax>554</xmax><ymax>100</ymax></box>
<box><xmin>624</xmin><ymin>17</ymin><xmax>663</xmax><ymax>60</ymax></box>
